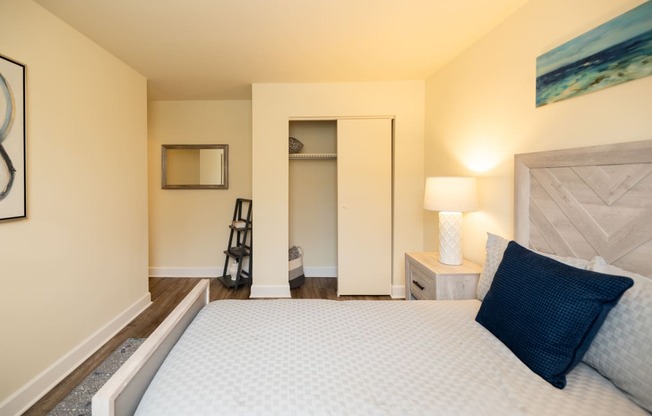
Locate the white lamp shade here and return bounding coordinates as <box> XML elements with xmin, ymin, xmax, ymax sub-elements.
<box><xmin>424</xmin><ymin>177</ymin><xmax>478</xmax><ymax>213</ymax></box>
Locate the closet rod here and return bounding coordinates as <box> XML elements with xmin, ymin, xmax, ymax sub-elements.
<box><xmin>289</xmin><ymin>153</ymin><xmax>337</xmax><ymax>160</ymax></box>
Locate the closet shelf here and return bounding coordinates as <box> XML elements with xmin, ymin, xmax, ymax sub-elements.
<box><xmin>289</xmin><ymin>153</ymin><xmax>337</xmax><ymax>160</ymax></box>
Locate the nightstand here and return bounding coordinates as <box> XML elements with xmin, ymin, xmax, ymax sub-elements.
<box><xmin>405</xmin><ymin>252</ymin><xmax>482</xmax><ymax>300</ymax></box>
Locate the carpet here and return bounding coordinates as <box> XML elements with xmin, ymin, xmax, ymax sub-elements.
<box><xmin>47</xmin><ymin>338</ymin><xmax>145</xmax><ymax>416</ymax></box>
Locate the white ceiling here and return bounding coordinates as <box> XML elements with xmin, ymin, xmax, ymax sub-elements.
<box><xmin>34</xmin><ymin>0</ymin><xmax>530</xmax><ymax>100</ymax></box>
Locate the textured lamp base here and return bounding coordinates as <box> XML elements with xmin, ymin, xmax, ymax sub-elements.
<box><xmin>439</xmin><ymin>211</ymin><xmax>463</xmax><ymax>265</ymax></box>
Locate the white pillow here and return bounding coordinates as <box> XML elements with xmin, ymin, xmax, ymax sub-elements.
<box><xmin>476</xmin><ymin>233</ymin><xmax>591</xmax><ymax>301</ymax></box>
<box><xmin>477</xmin><ymin>233</ymin><xmax>509</xmax><ymax>301</ymax></box>
<box><xmin>583</xmin><ymin>257</ymin><xmax>652</xmax><ymax>413</ymax></box>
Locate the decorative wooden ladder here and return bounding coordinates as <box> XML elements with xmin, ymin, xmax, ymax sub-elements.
<box><xmin>217</xmin><ymin>198</ymin><xmax>252</xmax><ymax>289</ymax></box>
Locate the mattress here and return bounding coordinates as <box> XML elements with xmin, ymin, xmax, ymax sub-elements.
<box><xmin>135</xmin><ymin>299</ymin><xmax>647</xmax><ymax>416</ymax></box>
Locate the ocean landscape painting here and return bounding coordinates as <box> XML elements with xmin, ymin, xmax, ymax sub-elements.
<box><xmin>536</xmin><ymin>2</ymin><xmax>652</xmax><ymax>107</ymax></box>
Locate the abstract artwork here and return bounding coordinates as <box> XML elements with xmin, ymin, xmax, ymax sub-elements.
<box><xmin>536</xmin><ymin>2</ymin><xmax>652</xmax><ymax>107</ymax></box>
<box><xmin>0</xmin><ymin>54</ymin><xmax>25</xmax><ymax>221</ymax></box>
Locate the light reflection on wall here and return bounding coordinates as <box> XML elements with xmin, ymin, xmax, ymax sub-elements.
<box><xmin>454</xmin><ymin>139</ymin><xmax>514</xmax><ymax>174</ymax></box>
<box><xmin>452</xmin><ymin>138</ymin><xmax>517</xmax><ymax>262</ymax></box>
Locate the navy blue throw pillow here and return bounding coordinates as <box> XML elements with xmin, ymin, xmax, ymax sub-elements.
<box><xmin>475</xmin><ymin>242</ymin><xmax>633</xmax><ymax>389</ymax></box>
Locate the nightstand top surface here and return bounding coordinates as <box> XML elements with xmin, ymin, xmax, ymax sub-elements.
<box><xmin>406</xmin><ymin>252</ymin><xmax>482</xmax><ymax>274</ymax></box>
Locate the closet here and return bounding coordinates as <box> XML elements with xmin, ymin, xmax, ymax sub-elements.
<box><xmin>289</xmin><ymin>118</ymin><xmax>392</xmax><ymax>296</ymax></box>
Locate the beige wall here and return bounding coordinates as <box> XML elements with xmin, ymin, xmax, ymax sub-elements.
<box><xmin>252</xmin><ymin>82</ymin><xmax>425</xmax><ymax>297</ymax></box>
<box><xmin>0</xmin><ymin>0</ymin><xmax>148</xmax><ymax>407</ymax></box>
<box><xmin>425</xmin><ymin>0</ymin><xmax>652</xmax><ymax>265</ymax></box>
<box><xmin>148</xmin><ymin>101</ymin><xmax>252</xmax><ymax>276</ymax></box>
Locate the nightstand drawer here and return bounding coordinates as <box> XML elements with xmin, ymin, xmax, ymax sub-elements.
<box><xmin>405</xmin><ymin>252</ymin><xmax>482</xmax><ymax>300</ymax></box>
<box><xmin>410</xmin><ymin>265</ymin><xmax>435</xmax><ymax>300</ymax></box>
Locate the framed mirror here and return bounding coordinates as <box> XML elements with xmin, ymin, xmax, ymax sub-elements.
<box><xmin>162</xmin><ymin>144</ymin><xmax>228</xmax><ymax>189</ymax></box>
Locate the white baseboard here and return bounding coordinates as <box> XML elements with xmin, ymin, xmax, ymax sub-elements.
<box><xmin>149</xmin><ymin>267</ymin><xmax>220</xmax><ymax>278</ymax></box>
<box><xmin>0</xmin><ymin>293</ymin><xmax>151</xmax><ymax>416</ymax></box>
<box><xmin>149</xmin><ymin>268</ymin><xmax>401</xmax><ymax>298</ymax></box>
<box><xmin>391</xmin><ymin>285</ymin><xmax>406</xmax><ymax>299</ymax></box>
<box><xmin>249</xmin><ymin>284</ymin><xmax>291</xmax><ymax>298</ymax></box>
<box><xmin>303</xmin><ymin>266</ymin><xmax>337</xmax><ymax>278</ymax></box>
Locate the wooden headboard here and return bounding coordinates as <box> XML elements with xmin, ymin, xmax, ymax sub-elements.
<box><xmin>514</xmin><ymin>140</ymin><xmax>652</xmax><ymax>277</ymax></box>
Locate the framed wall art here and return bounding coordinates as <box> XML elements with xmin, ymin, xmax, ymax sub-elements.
<box><xmin>0</xmin><ymin>54</ymin><xmax>26</xmax><ymax>221</ymax></box>
<box><xmin>536</xmin><ymin>2</ymin><xmax>652</xmax><ymax>107</ymax></box>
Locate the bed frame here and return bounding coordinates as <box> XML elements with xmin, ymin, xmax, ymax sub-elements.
<box><xmin>92</xmin><ymin>279</ymin><xmax>210</xmax><ymax>416</ymax></box>
<box><xmin>515</xmin><ymin>139</ymin><xmax>652</xmax><ymax>277</ymax></box>
<box><xmin>93</xmin><ymin>140</ymin><xmax>652</xmax><ymax>415</ymax></box>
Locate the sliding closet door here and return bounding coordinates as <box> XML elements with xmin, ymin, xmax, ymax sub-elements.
<box><xmin>337</xmin><ymin>118</ymin><xmax>392</xmax><ymax>295</ymax></box>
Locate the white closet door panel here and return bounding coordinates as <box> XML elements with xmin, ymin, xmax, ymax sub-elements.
<box><xmin>337</xmin><ymin>118</ymin><xmax>392</xmax><ymax>295</ymax></box>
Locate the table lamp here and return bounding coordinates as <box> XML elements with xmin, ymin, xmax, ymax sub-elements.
<box><xmin>424</xmin><ymin>177</ymin><xmax>478</xmax><ymax>265</ymax></box>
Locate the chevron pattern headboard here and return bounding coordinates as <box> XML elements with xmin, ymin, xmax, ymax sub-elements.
<box><xmin>514</xmin><ymin>140</ymin><xmax>652</xmax><ymax>277</ymax></box>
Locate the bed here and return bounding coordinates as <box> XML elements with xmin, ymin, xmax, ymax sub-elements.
<box><xmin>93</xmin><ymin>139</ymin><xmax>652</xmax><ymax>415</ymax></box>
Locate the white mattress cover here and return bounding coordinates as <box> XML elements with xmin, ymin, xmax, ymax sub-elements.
<box><xmin>135</xmin><ymin>299</ymin><xmax>647</xmax><ymax>415</ymax></box>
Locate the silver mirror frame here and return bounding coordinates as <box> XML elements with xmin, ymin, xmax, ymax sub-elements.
<box><xmin>161</xmin><ymin>144</ymin><xmax>229</xmax><ymax>189</ymax></box>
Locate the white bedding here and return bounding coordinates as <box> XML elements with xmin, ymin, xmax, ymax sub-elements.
<box><xmin>135</xmin><ymin>299</ymin><xmax>647</xmax><ymax>416</ymax></box>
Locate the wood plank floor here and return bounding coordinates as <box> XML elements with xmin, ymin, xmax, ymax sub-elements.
<box><xmin>24</xmin><ymin>277</ymin><xmax>392</xmax><ymax>415</ymax></box>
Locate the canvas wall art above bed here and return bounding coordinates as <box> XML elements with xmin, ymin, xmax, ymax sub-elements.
<box><xmin>535</xmin><ymin>2</ymin><xmax>652</xmax><ymax>107</ymax></box>
<box><xmin>94</xmin><ymin>139</ymin><xmax>652</xmax><ymax>415</ymax></box>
